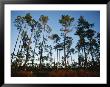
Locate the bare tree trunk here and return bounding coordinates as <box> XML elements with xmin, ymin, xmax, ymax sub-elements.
<box><xmin>90</xmin><ymin>39</ymin><xmax>94</xmax><ymax>66</ymax></box>
<box><xmin>40</xmin><ymin>43</ymin><xmax>43</xmax><ymax>66</ymax></box>
<box><xmin>84</xmin><ymin>45</ymin><xmax>87</xmax><ymax>68</ymax></box>
<box><xmin>64</xmin><ymin>34</ymin><xmax>66</xmax><ymax>67</ymax></box>
<box><xmin>59</xmin><ymin>50</ymin><xmax>60</xmax><ymax>63</ymax></box>
<box><xmin>23</xmin><ymin>47</ymin><xmax>29</xmax><ymax>70</ymax></box>
<box><xmin>57</xmin><ymin>49</ymin><xmax>58</xmax><ymax>63</ymax></box>
<box><xmin>39</xmin><ymin>32</ymin><xmax>45</xmax><ymax>68</ymax></box>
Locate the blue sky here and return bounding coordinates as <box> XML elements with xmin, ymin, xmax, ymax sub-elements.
<box><xmin>11</xmin><ymin>11</ymin><xmax>100</xmax><ymax>64</ymax></box>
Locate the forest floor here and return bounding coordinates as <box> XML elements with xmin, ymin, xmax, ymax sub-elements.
<box><xmin>12</xmin><ymin>68</ymin><xmax>100</xmax><ymax>77</ymax></box>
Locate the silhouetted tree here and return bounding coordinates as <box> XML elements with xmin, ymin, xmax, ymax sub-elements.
<box><xmin>48</xmin><ymin>34</ymin><xmax>61</xmax><ymax>68</ymax></box>
<box><xmin>38</xmin><ymin>15</ymin><xmax>52</xmax><ymax>67</ymax></box>
<box><xmin>75</xmin><ymin>16</ymin><xmax>95</xmax><ymax>68</ymax></box>
<box><xmin>59</xmin><ymin>15</ymin><xmax>74</xmax><ymax>67</ymax></box>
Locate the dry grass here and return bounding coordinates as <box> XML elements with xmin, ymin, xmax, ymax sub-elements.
<box><xmin>12</xmin><ymin>69</ymin><xmax>99</xmax><ymax>77</ymax></box>
<box><xmin>15</xmin><ymin>71</ymin><xmax>33</xmax><ymax>77</ymax></box>
<box><xmin>48</xmin><ymin>69</ymin><xmax>99</xmax><ymax>77</ymax></box>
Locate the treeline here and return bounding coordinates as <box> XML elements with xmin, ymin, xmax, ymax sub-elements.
<box><xmin>11</xmin><ymin>13</ymin><xmax>100</xmax><ymax>72</ymax></box>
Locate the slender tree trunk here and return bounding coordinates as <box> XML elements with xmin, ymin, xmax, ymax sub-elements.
<box><xmin>56</xmin><ymin>49</ymin><xmax>59</xmax><ymax>69</ymax></box>
<box><xmin>64</xmin><ymin>34</ymin><xmax>66</xmax><ymax>67</ymax></box>
<box><xmin>23</xmin><ymin>47</ymin><xmax>29</xmax><ymax>70</ymax></box>
<box><xmin>57</xmin><ymin>49</ymin><xmax>58</xmax><ymax>63</ymax></box>
<box><xmin>91</xmin><ymin>49</ymin><xmax>94</xmax><ymax>66</ymax></box>
<box><xmin>40</xmin><ymin>43</ymin><xmax>43</xmax><ymax>66</ymax></box>
<box><xmin>59</xmin><ymin>50</ymin><xmax>60</xmax><ymax>63</ymax></box>
<box><xmin>84</xmin><ymin>45</ymin><xmax>87</xmax><ymax>68</ymax></box>
<box><xmin>32</xmin><ymin>59</ymin><xmax>34</xmax><ymax>67</ymax></box>
<box><xmin>90</xmin><ymin>39</ymin><xmax>94</xmax><ymax>66</ymax></box>
<box><xmin>78</xmin><ymin>50</ymin><xmax>81</xmax><ymax>67</ymax></box>
<box><xmin>39</xmin><ymin>31</ymin><xmax>45</xmax><ymax>67</ymax></box>
<box><xmin>91</xmin><ymin>51</ymin><xmax>94</xmax><ymax>66</ymax></box>
<box><xmin>54</xmin><ymin>57</ymin><xmax>55</xmax><ymax>67</ymax></box>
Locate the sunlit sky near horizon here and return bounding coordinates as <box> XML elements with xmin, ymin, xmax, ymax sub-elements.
<box><xmin>11</xmin><ymin>11</ymin><xmax>100</xmax><ymax>64</ymax></box>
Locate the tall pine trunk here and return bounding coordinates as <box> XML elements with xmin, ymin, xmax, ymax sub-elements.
<box><xmin>59</xmin><ymin>50</ymin><xmax>60</xmax><ymax>63</ymax></box>
<box><xmin>23</xmin><ymin>47</ymin><xmax>29</xmax><ymax>69</ymax></box>
<box><xmin>84</xmin><ymin>45</ymin><xmax>87</xmax><ymax>68</ymax></box>
<box><xmin>40</xmin><ymin>43</ymin><xmax>43</xmax><ymax>66</ymax></box>
<box><xmin>64</xmin><ymin>34</ymin><xmax>66</xmax><ymax>67</ymax></box>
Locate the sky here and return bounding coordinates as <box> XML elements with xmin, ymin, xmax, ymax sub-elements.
<box><xmin>11</xmin><ymin>11</ymin><xmax>100</xmax><ymax>64</ymax></box>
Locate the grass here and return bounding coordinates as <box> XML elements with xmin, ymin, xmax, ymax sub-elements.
<box><xmin>11</xmin><ymin>67</ymin><xmax>100</xmax><ymax>77</ymax></box>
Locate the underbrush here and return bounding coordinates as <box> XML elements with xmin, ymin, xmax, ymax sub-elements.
<box><xmin>11</xmin><ymin>67</ymin><xmax>100</xmax><ymax>77</ymax></box>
